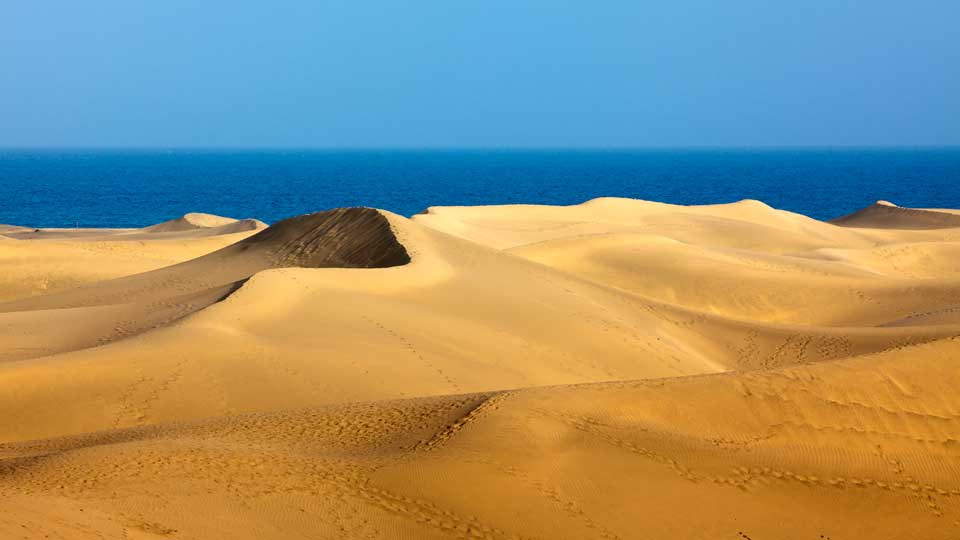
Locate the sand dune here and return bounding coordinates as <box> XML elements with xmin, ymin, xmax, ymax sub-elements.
<box><xmin>2</xmin><ymin>198</ymin><xmax>960</xmax><ymax>539</ymax></box>
<box><xmin>830</xmin><ymin>200</ymin><xmax>960</xmax><ymax>229</ymax></box>
<box><xmin>1</xmin><ymin>213</ymin><xmax>266</xmax><ymax>241</ymax></box>
<box><xmin>0</xmin><ymin>207</ymin><xmax>408</xmax><ymax>312</ymax></box>
<box><xmin>0</xmin><ymin>208</ymin><xmax>408</xmax><ymax>362</ymax></box>
<box><xmin>142</xmin><ymin>213</ymin><xmax>266</xmax><ymax>234</ymax></box>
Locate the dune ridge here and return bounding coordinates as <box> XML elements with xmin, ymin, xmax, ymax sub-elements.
<box><xmin>2</xmin><ymin>198</ymin><xmax>960</xmax><ymax>539</ymax></box>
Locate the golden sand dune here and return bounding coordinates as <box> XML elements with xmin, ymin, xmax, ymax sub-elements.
<box><xmin>2</xmin><ymin>198</ymin><xmax>959</xmax><ymax>539</ymax></box>
<box><xmin>0</xmin><ymin>208</ymin><xmax>407</xmax><ymax>364</ymax></box>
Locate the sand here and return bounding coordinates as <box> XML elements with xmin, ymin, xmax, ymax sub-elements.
<box><xmin>2</xmin><ymin>198</ymin><xmax>959</xmax><ymax>539</ymax></box>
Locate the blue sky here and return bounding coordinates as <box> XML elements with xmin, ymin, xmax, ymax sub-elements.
<box><xmin>1</xmin><ymin>1</ymin><xmax>958</xmax><ymax>148</ymax></box>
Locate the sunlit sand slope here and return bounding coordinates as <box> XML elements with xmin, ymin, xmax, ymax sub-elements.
<box><xmin>417</xmin><ymin>197</ymin><xmax>960</xmax><ymax>324</ymax></box>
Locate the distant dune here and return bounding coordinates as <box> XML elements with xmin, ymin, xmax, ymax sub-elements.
<box><xmin>830</xmin><ymin>199</ymin><xmax>960</xmax><ymax>229</ymax></box>
<box><xmin>2</xmin><ymin>198</ymin><xmax>959</xmax><ymax>539</ymax></box>
<box><xmin>142</xmin><ymin>212</ymin><xmax>267</xmax><ymax>235</ymax></box>
<box><xmin>0</xmin><ymin>212</ymin><xmax>267</xmax><ymax>303</ymax></box>
<box><xmin>3</xmin><ymin>212</ymin><xmax>268</xmax><ymax>240</ymax></box>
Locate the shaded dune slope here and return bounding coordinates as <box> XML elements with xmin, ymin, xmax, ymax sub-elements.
<box><xmin>239</xmin><ymin>207</ymin><xmax>410</xmax><ymax>268</ymax></box>
<box><xmin>830</xmin><ymin>200</ymin><xmax>960</xmax><ymax>229</ymax></box>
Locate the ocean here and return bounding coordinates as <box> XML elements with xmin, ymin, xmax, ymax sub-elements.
<box><xmin>1</xmin><ymin>148</ymin><xmax>959</xmax><ymax>228</ymax></box>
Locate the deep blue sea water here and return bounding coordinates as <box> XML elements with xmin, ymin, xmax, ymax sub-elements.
<box><xmin>1</xmin><ymin>149</ymin><xmax>959</xmax><ymax>228</ymax></box>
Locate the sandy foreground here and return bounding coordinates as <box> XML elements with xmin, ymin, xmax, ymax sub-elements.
<box><xmin>1</xmin><ymin>198</ymin><xmax>959</xmax><ymax>539</ymax></box>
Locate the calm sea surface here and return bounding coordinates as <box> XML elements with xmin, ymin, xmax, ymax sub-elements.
<box><xmin>1</xmin><ymin>149</ymin><xmax>959</xmax><ymax>228</ymax></box>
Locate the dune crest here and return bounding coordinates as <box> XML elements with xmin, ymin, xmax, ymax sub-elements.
<box><xmin>239</xmin><ymin>207</ymin><xmax>410</xmax><ymax>268</ymax></box>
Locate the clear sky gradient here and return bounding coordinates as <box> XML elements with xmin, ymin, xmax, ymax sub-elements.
<box><xmin>2</xmin><ymin>1</ymin><xmax>958</xmax><ymax>148</ymax></box>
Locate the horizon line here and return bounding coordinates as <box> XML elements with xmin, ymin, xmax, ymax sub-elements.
<box><xmin>2</xmin><ymin>144</ymin><xmax>960</xmax><ymax>153</ymax></box>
